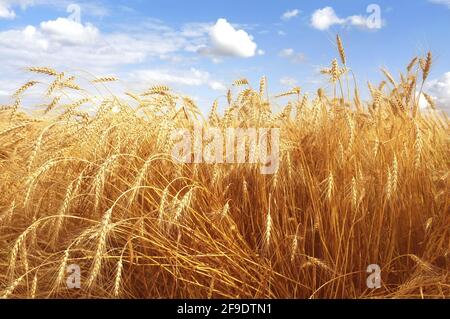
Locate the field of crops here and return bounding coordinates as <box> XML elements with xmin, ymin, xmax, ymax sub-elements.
<box><xmin>0</xmin><ymin>37</ymin><xmax>448</xmax><ymax>298</ymax></box>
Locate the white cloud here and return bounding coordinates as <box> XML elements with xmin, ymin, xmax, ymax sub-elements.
<box><xmin>429</xmin><ymin>0</ymin><xmax>450</xmax><ymax>8</ymax></box>
<box><xmin>131</xmin><ymin>68</ymin><xmax>208</xmax><ymax>86</ymax></box>
<box><xmin>0</xmin><ymin>16</ymin><xmax>217</xmax><ymax>106</ymax></box>
<box><xmin>0</xmin><ymin>17</ymin><xmax>194</xmax><ymax>74</ymax></box>
<box><xmin>0</xmin><ymin>11</ymin><xmax>228</xmax><ymax>106</ymax></box>
<box><xmin>198</xmin><ymin>18</ymin><xmax>258</xmax><ymax>58</ymax></box>
<box><xmin>311</xmin><ymin>7</ymin><xmax>345</xmax><ymax>30</ymax></box>
<box><xmin>311</xmin><ymin>6</ymin><xmax>383</xmax><ymax>31</ymax></box>
<box><xmin>416</xmin><ymin>93</ymin><xmax>429</xmax><ymax>110</ymax></box>
<box><xmin>181</xmin><ymin>22</ymin><xmax>212</xmax><ymax>37</ymax></box>
<box><xmin>279</xmin><ymin>48</ymin><xmax>294</xmax><ymax>57</ymax></box>
<box><xmin>280</xmin><ymin>77</ymin><xmax>298</xmax><ymax>87</ymax></box>
<box><xmin>40</xmin><ymin>18</ymin><xmax>99</xmax><ymax>45</ymax></box>
<box><xmin>0</xmin><ymin>25</ymin><xmax>49</xmax><ymax>51</ymax></box>
<box><xmin>279</xmin><ymin>48</ymin><xmax>306</xmax><ymax>64</ymax></box>
<box><xmin>347</xmin><ymin>15</ymin><xmax>369</xmax><ymax>28</ymax></box>
<box><xmin>210</xmin><ymin>81</ymin><xmax>227</xmax><ymax>91</ymax></box>
<box><xmin>129</xmin><ymin>68</ymin><xmax>226</xmax><ymax>92</ymax></box>
<box><xmin>0</xmin><ymin>0</ymin><xmax>57</xmax><ymax>19</ymax></box>
<box><xmin>281</xmin><ymin>9</ymin><xmax>300</xmax><ymax>21</ymax></box>
<box><xmin>425</xmin><ymin>72</ymin><xmax>450</xmax><ymax>113</ymax></box>
<box><xmin>0</xmin><ymin>2</ymin><xmax>16</xmax><ymax>18</ymax></box>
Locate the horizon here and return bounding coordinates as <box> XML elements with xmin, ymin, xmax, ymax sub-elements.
<box><xmin>0</xmin><ymin>0</ymin><xmax>449</xmax><ymax>114</ymax></box>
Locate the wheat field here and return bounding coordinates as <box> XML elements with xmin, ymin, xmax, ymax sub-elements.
<box><xmin>0</xmin><ymin>36</ymin><xmax>449</xmax><ymax>299</ymax></box>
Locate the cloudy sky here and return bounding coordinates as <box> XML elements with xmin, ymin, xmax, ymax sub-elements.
<box><xmin>0</xmin><ymin>0</ymin><xmax>450</xmax><ymax>112</ymax></box>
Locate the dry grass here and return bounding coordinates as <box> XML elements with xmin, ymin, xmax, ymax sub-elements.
<box><xmin>0</xmin><ymin>37</ymin><xmax>449</xmax><ymax>299</ymax></box>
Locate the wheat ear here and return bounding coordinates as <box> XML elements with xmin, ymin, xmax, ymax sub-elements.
<box><xmin>113</xmin><ymin>256</ymin><xmax>123</xmax><ymax>297</ymax></box>
<box><xmin>87</xmin><ymin>207</ymin><xmax>113</xmax><ymax>289</ymax></box>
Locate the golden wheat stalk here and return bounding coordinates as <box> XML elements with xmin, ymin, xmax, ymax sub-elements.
<box><xmin>265</xmin><ymin>195</ymin><xmax>273</xmax><ymax>249</ymax></box>
<box><xmin>128</xmin><ymin>157</ymin><xmax>153</xmax><ymax>206</ymax></box>
<box><xmin>93</xmin><ymin>155</ymin><xmax>118</xmax><ymax>212</ymax></box>
<box><xmin>45</xmin><ymin>96</ymin><xmax>62</xmax><ymax>114</ymax></box>
<box><xmin>173</xmin><ymin>189</ymin><xmax>193</xmax><ymax>224</ymax></box>
<box><xmin>381</xmin><ymin>68</ymin><xmax>396</xmax><ymax>86</ymax></box>
<box><xmin>92</xmin><ymin>77</ymin><xmax>118</xmax><ymax>83</ymax></box>
<box><xmin>142</xmin><ymin>85</ymin><xmax>171</xmax><ymax>96</ymax></box>
<box><xmin>1</xmin><ymin>274</ymin><xmax>25</xmax><ymax>299</ymax></box>
<box><xmin>336</xmin><ymin>34</ymin><xmax>346</xmax><ymax>65</ymax></box>
<box><xmin>8</xmin><ymin>223</ymin><xmax>39</xmax><ymax>281</ymax></box>
<box><xmin>233</xmin><ymin>78</ymin><xmax>249</xmax><ymax>86</ymax></box>
<box><xmin>422</xmin><ymin>52</ymin><xmax>432</xmax><ymax>82</ymax></box>
<box><xmin>290</xmin><ymin>234</ymin><xmax>298</xmax><ymax>262</ymax></box>
<box><xmin>0</xmin><ymin>124</ymin><xmax>28</xmax><ymax>138</ymax></box>
<box><xmin>326</xmin><ymin>171</ymin><xmax>334</xmax><ymax>202</ymax></box>
<box><xmin>9</xmin><ymin>98</ymin><xmax>21</xmax><ymax>123</ymax></box>
<box><xmin>275</xmin><ymin>87</ymin><xmax>301</xmax><ymax>98</ymax></box>
<box><xmin>227</xmin><ymin>89</ymin><xmax>232</xmax><ymax>106</ymax></box>
<box><xmin>422</xmin><ymin>93</ymin><xmax>436</xmax><ymax>109</ymax></box>
<box><xmin>13</xmin><ymin>81</ymin><xmax>39</xmax><ymax>97</ymax></box>
<box><xmin>414</xmin><ymin>121</ymin><xmax>423</xmax><ymax>169</ymax></box>
<box><xmin>61</xmin><ymin>79</ymin><xmax>81</xmax><ymax>91</ymax></box>
<box><xmin>28</xmin><ymin>67</ymin><xmax>58</xmax><ymax>76</ymax></box>
<box><xmin>52</xmin><ymin>181</ymin><xmax>75</xmax><ymax>242</ymax></box>
<box><xmin>221</xmin><ymin>201</ymin><xmax>230</xmax><ymax>219</ymax></box>
<box><xmin>87</xmin><ymin>207</ymin><xmax>113</xmax><ymax>289</ymax></box>
<box><xmin>351</xmin><ymin>177</ymin><xmax>358</xmax><ymax>208</ymax></box>
<box><xmin>113</xmin><ymin>256</ymin><xmax>123</xmax><ymax>297</ymax></box>
<box><xmin>259</xmin><ymin>76</ymin><xmax>267</xmax><ymax>99</ymax></box>
<box><xmin>47</xmin><ymin>72</ymin><xmax>65</xmax><ymax>96</ymax></box>
<box><xmin>55</xmin><ymin>249</ymin><xmax>70</xmax><ymax>287</ymax></box>
<box><xmin>158</xmin><ymin>186</ymin><xmax>170</xmax><ymax>227</ymax></box>
<box><xmin>30</xmin><ymin>272</ymin><xmax>38</xmax><ymax>299</ymax></box>
<box><xmin>407</xmin><ymin>57</ymin><xmax>418</xmax><ymax>73</ymax></box>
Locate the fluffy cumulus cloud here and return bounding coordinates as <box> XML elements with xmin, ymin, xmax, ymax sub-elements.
<box><xmin>0</xmin><ymin>17</ymin><xmax>193</xmax><ymax>74</ymax></box>
<box><xmin>311</xmin><ymin>6</ymin><xmax>383</xmax><ymax>31</ymax></box>
<box><xmin>198</xmin><ymin>18</ymin><xmax>258</xmax><ymax>58</ymax></box>
<box><xmin>425</xmin><ymin>72</ymin><xmax>450</xmax><ymax>113</ymax></box>
<box><xmin>281</xmin><ymin>9</ymin><xmax>300</xmax><ymax>21</ymax></box>
<box><xmin>279</xmin><ymin>48</ymin><xmax>306</xmax><ymax>63</ymax></box>
<box><xmin>0</xmin><ymin>15</ymin><xmax>228</xmax><ymax>103</ymax></box>
<box><xmin>0</xmin><ymin>1</ymin><xmax>15</xmax><ymax>18</ymax></box>
<box><xmin>311</xmin><ymin>7</ymin><xmax>344</xmax><ymax>30</ymax></box>
<box><xmin>40</xmin><ymin>18</ymin><xmax>99</xmax><ymax>45</ymax></box>
<box><xmin>0</xmin><ymin>10</ymin><xmax>249</xmax><ymax>103</ymax></box>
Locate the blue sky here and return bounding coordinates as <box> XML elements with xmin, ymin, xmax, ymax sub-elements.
<box><xmin>1</xmin><ymin>0</ymin><xmax>450</xmax><ymax>112</ymax></box>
